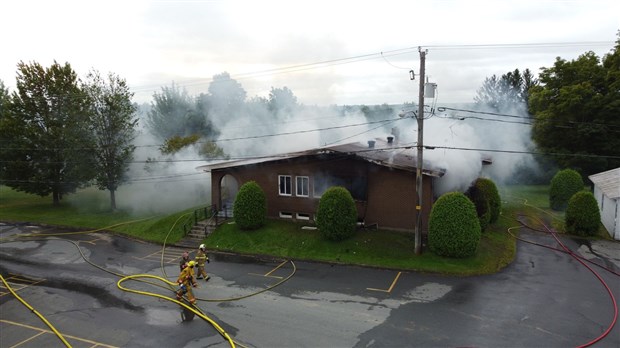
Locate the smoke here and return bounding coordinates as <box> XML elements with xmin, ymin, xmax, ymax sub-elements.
<box><xmin>110</xmin><ymin>122</ymin><xmax>211</xmax><ymax>215</ymax></box>
<box><xmin>213</xmin><ymin>95</ymin><xmax>539</xmax><ymax>197</ymax></box>
<box><xmin>72</xmin><ymin>81</ymin><xmax>541</xmax><ymax>216</ymax></box>
<box><xmin>419</xmin><ymin>102</ymin><xmax>538</xmax><ymax>195</ymax></box>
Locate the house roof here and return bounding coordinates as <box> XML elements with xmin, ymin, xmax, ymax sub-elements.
<box><xmin>197</xmin><ymin>139</ymin><xmax>447</xmax><ymax>177</ymax></box>
<box><xmin>589</xmin><ymin>167</ymin><xmax>620</xmax><ymax>199</ymax></box>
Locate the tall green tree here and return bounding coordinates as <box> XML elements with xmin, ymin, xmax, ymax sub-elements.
<box><xmin>0</xmin><ymin>80</ymin><xmax>9</xmax><ymax>118</ymax></box>
<box><xmin>1</xmin><ymin>61</ymin><xmax>94</xmax><ymax>205</ymax></box>
<box><xmin>268</xmin><ymin>86</ymin><xmax>298</xmax><ymax>118</ymax></box>
<box><xmin>83</xmin><ymin>70</ymin><xmax>138</xmax><ymax>210</ymax></box>
<box><xmin>146</xmin><ymin>84</ymin><xmax>194</xmax><ymax>141</ymax></box>
<box><xmin>207</xmin><ymin>72</ymin><xmax>246</xmax><ymax>126</ymax></box>
<box><xmin>0</xmin><ymin>80</ymin><xmax>13</xmax><ymax>180</ymax></box>
<box><xmin>475</xmin><ymin>68</ymin><xmax>537</xmax><ymax>113</ymax></box>
<box><xmin>529</xmin><ymin>37</ymin><xmax>620</xmax><ymax>177</ymax></box>
<box><xmin>146</xmin><ymin>83</ymin><xmax>216</xmax><ymax>141</ymax></box>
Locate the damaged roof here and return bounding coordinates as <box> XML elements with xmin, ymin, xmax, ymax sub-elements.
<box><xmin>197</xmin><ymin>139</ymin><xmax>446</xmax><ymax>177</ymax></box>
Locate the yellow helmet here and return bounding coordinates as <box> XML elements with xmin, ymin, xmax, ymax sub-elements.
<box><xmin>188</xmin><ymin>261</ymin><xmax>196</xmax><ymax>268</ymax></box>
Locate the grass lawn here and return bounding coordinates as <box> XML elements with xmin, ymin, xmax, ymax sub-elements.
<box><xmin>0</xmin><ymin>186</ymin><xmax>195</xmax><ymax>243</ymax></box>
<box><xmin>4</xmin><ymin>184</ymin><xmax>606</xmax><ymax>275</ymax></box>
<box><xmin>203</xmin><ymin>187</ymin><xmax>561</xmax><ymax>275</ymax></box>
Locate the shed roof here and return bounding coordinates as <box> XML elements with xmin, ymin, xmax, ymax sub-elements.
<box><xmin>197</xmin><ymin>139</ymin><xmax>446</xmax><ymax>177</ymax></box>
<box><xmin>589</xmin><ymin>167</ymin><xmax>620</xmax><ymax>199</ymax></box>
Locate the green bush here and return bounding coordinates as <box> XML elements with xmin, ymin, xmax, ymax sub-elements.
<box><xmin>233</xmin><ymin>181</ymin><xmax>267</xmax><ymax>230</ymax></box>
<box><xmin>475</xmin><ymin>178</ymin><xmax>501</xmax><ymax>223</ymax></box>
<box><xmin>428</xmin><ymin>192</ymin><xmax>481</xmax><ymax>258</ymax></box>
<box><xmin>316</xmin><ymin>186</ymin><xmax>357</xmax><ymax>241</ymax></box>
<box><xmin>465</xmin><ymin>183</ymin><xmax>491</xmax><ymax>232</ymax></box>
<box><xmin>565</xmin><ymin>191</ymin><xmax>600</xmax><ymax>236</ymax></box>
<box><xmin>549</xmin><ymin>169</ymin><xmax>583</xmax><ymax>211</ymax></box>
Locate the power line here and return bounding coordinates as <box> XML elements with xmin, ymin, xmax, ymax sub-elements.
<box><xmin>1</xmin><ymin>117</ymin><xmax>403</xmax><ymax>151</ymax></box>
<box><xmin>437</xmin><ymin>106</ymin><xmax>620</xmax><ymax>129</ymax></box>
<box><xmin>4</xmin><ymin>142</ymin><xmax>619</xmax><ymax>167</ymax></box>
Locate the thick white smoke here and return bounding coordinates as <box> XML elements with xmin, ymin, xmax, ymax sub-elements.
<box><xmin>76</xmin><ymin>82</ymin><xmax>538</xmax><ymax>215</ymax></box>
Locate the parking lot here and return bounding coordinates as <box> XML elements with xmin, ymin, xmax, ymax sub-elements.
<box><xmin>1</xmin><ymin>222</ymin><xmax>619</xmax><ymax>347</ymax></box>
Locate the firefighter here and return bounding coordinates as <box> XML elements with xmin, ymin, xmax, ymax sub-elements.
<box><xmin>176</xmin><ymin>260</ymin><xmax>198</xmax><ymax>304</ymax></box>
<box><xmin>195</xmin><ymin>244</ymin><xmax>210</xmax><ymax>281</ymax></box>
<box><xmin>179</xmin><ymin>251</ymin><xmax>190</xmax><ymax>271</ymax></box>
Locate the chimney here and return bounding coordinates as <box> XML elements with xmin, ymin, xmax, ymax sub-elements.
<box><xmin>387</xmin><ymin>136</ymin><xmax>394</xmax><ymax>145</ymax></box>
<box><xmin>391</xmin><ymin>127</ymin><xmax>400</xmax><ymax>141</ymax></box>
<box><xmin>367</xmin><ymin>140</ymin><xmax>375</xmax><ymax>148</ymax></box>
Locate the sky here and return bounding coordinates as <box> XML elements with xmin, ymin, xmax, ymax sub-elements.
<box><xmin>1</xmin><ymin>0</ymin><xmax>618</xmax><ymax>106</ymax></box>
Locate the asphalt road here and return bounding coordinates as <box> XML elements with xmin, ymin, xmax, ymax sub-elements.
<box><xmin>1</xmin><ymin>222</ymin><xmax>619</xmax><ymax>347</ymax></box>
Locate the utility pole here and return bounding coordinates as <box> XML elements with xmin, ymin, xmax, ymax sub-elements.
<box><xmin>414</xmin><ymin>48</ymin><xmax>426</xmax><ymax>255</ymax></box>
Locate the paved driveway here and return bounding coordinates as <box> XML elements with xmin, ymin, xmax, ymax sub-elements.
<box><xmin>1</xmin><ymin>222</ymin><xmax>619</xmax><ymax>347</ymax></box>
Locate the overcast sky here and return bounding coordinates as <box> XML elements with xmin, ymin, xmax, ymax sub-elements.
<box><xmin>1</xmin><ymin>0</ymin><xmax>618</xmax><ymax>106</ymax></box>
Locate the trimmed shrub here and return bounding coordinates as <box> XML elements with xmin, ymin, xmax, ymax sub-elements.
<box><xmin>233</xmin><ymin>181</ymin><xmax>267</xmax><ymax>230</ymax></box>
<box><xmin>549</xmin><ymin>169</ymin><xmax>583</xmax><ymax>211</ymax></box>
<box><xmin>316</xmin><ymin>186</ymin><xmax>357</xmax><ymax>241</ymax></box>
<box><xmin>565</xmin><ymin>191</ymin><xmax>600</xmax><ymax>236</ymax></box>
<box><xmin>428</xmin><ymin>192</ymin><xmax>481</xmax><ymax>258</ymax></box>
<box><xmin>465</xmin><ymin>183</ymin><xmax>491</xmax><ymax>232</ymax></box>
<box><xmin>475</xmin><ymin>178</ymin><xmax>501</xmax><ymax>223</ymax></box>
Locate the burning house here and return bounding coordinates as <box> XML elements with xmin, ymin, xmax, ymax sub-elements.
<box><xmin>198</xmin><ymin>137</ymin><xmax>446</xmax><ymax>232</ymax></box>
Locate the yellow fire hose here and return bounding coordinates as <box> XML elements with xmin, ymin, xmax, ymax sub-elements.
<box><xmin>2</xmin><ymin>214</ymin><xmax>295</xmax><ymax>348</ymax></box>
<box><xmin>0</xmin><ymin>274</ymin><xmax>71</xmax><ymax>348</ymax></box>
<box><xmin>117</xmin><ymin>274</ymin><xmax>235</xmax><ymax>348</ymax></box>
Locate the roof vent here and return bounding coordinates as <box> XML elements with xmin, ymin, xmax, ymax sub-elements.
<box><xmin>367</xmin><ymin>140</ymin><xmax>375</xmax><ymax>148</ymax></box>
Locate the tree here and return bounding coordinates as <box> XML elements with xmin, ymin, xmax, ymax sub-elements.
<box><xmin>0</xmin><ymin>80</ymin><xmax>13</xmax><ymax>181</ymax></box>
<box><xmin>428</xmin><ymin>192</ymin><xmax>481</xmax><ymax>258</ymax></box>
<box><xmin>565</xmin><ymin>191</ymin><xmax>601</xmax><ymax>236</ymax></box>
<box><xmin>549</xmin><ymin>169</ymin><xmax>584</xmax><ymax>211</ymax></box>
<box><xmin>465</xmin><ymin>183</ymin><xmax>491</xmax><ymax>232</ymax></box>
<box><xmin>83</xmin><ymin>70</ymin><xmax>138</xmax><ymax>210</ymax></box>
<box><xmin>530</xmin><ymin>37</ymin><xmax>620</xmax><ymax>178</ymax></box>
<box><xmin>315</xmin><ymin>186</ymin><xmax>357</xmax><ymax>241</ymax></box>
<box><xmin>0</xmin><ymin>80</ymin><xmax>9</xmax><ymax>119</ymax></box>
<box><xmin>233</xmin><ymin>181</ymin><xmax>266</xmax><ymax>230</ymax></box>
<box><xmin>1</xmin><ymin>61</ymin><xmax>94</xmax><ymax>205</ymax></box>
<box><xmin>475</xmin><ymin>178</ymin><xmax>501</xmax><ymax>223</ymax></box>
<box><xmin>475</xmin><ymin>68</ymin><xmax>538</xmax><ymax>113</ymax></box>
<box><xmin>207</xmin><ymin>72</ymin><xmax>246</xmax><ymax>126</ymax></box>
<box><xmin>268</xmin><ymin>86</ymin><xmax>298</xmax><ymax>118</ymax></box>
<box><xmin>147</xmin><ymin>83</ymin><xmax>216</xmax><ymax>141</ymax></box>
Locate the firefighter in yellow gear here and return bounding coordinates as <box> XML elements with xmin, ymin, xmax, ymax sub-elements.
<box><xmin>195</xmin><ymin>244</ymin><xmax>210</xmax><ymax>281</ymax></box>
<box><xmin>176</xmin><ymin>260</ymin><xmax>198</xmax><ymax>304</ymax></box>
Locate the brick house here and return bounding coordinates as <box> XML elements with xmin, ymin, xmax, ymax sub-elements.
<box><xmin>198</xmin><ymin>137</ymin><xmax>446</xmax><ymax>232</ymax></box>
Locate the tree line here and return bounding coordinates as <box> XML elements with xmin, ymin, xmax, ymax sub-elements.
<box><xmin>0</xmin><ymin>63</ymin><xmax>304</xmax><ymax>209</ymax></box>
<box><xmin>1</xmin><ymin>34</ymin><xmax>619</xmax><ymax>208</ymax></box>
<box><xmin>474</xmin><ymin>33</ymin><xmax>620</xmax><ymax>181</ymax></box>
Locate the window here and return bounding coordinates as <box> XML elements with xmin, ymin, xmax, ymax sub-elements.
<box><xmin>279</xmin><ymin>211</ymin><xmax>293</xmax><ymax>219</ymax></box>
<box><xmin>296</xmin><ymin>213</ymin><xmax>311</xmax><ymax>220</ymax></box>
<box><xmin>296</xmin><ymin>176</ymin><xmax>309</xmax><ymax>197</ymax></box>
<box><xmin>279</xmin><ymin>175</ymin><xmax>292</xmax><ymax>196</ymax></box>
<box><xmin>313</xmin><ymin>175</ymin><xmax>367</xmax><ymax>200</ymax></box>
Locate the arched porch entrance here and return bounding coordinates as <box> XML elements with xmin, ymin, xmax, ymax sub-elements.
<box><xmin>219</xmin><ymin>174</ymin><xmax>239</xmax><ymax>216</ymax></box>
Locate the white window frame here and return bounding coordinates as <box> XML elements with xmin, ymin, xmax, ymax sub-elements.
<box><xmin>296</xmin><ymin>213</ymin><xmax>311</xmax><ymax>221</ymax></box>
<box><xmin>278</xmin><ymin>175</ymin><xmax>292</xmax><ymax>196</ymax></box>
<box><xmin>296</xmin><ymin>176</ymin><xmax>310</xmax><ymax>197</ymax></box>
<box><xmin>279</xmin><ymin>211</ymin><xmax>293</xmax><ymax>219</ymax></box>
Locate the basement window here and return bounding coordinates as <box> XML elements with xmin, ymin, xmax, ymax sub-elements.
<box><xmin>278</xmin><ymin>175</ymin><xmax>292</xmax><ymax>196</ymax></box>
<box><xmin>279</xmin><ymin>211</ymin><xmax>293</xmax><ymax>219</ymax></box>
<box><xmin>296</xmin><ymin>213</ymin><xmax>311</xmax><ymax>220</ymax></box>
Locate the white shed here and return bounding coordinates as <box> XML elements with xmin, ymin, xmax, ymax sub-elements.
<box><xmin>588</xmin><ymin>168</ymin><xmax>620</xmax><ymax>240</ymax></box>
